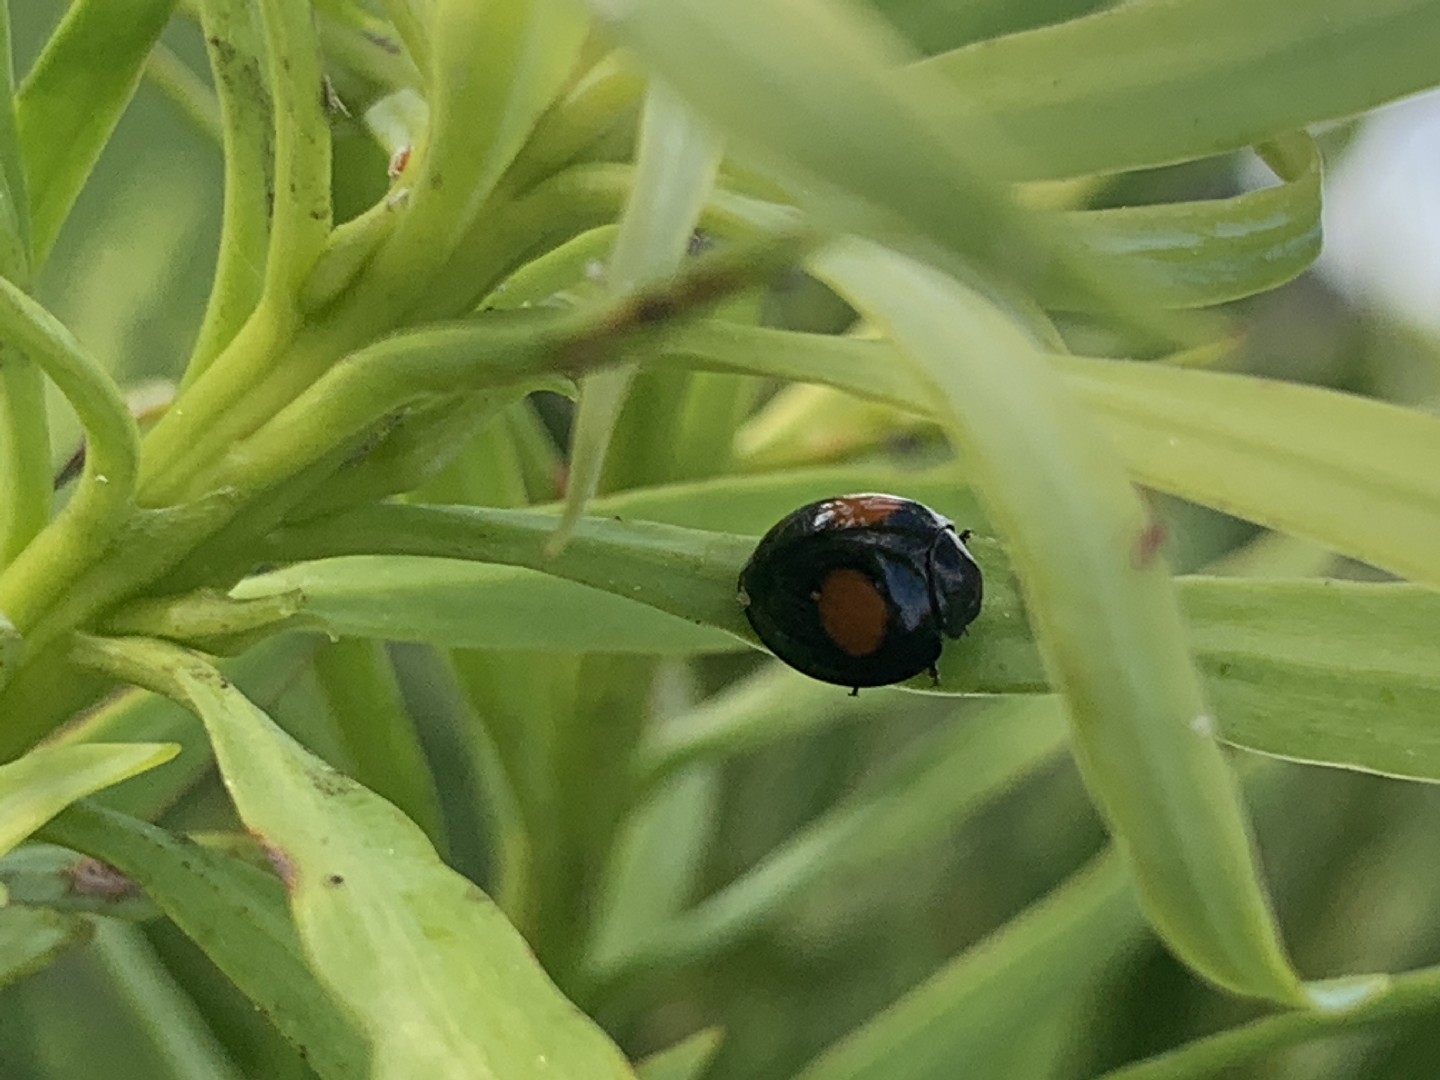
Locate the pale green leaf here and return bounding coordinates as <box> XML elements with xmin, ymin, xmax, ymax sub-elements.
<box><xmin>811</xmin><ymin>239</ymin><xmax>1301</xmax><ymax>1002</ymax></box>
<box><xmin>16</xmin><ymin>0</ymin><xmax>177</xmax><ymax>262</ymax></box>
<box><xmin>71</xmin><ymin>635</ymin><xmax>635</xmax><ymax>1080</ymax></box>
<box><xmin>232</xmin><ymin>558</ymin><xmax>739</xmax><ymax>654</ymax></box>
<box><xmin>0</xmin><ymin>743</ymin><xmax>178</xmax><ymax>859</ymax></box>
<box><xmin>921</xmin><ymin>0</ymin><xmax>1440</xmax><ymax>179</ymax></box>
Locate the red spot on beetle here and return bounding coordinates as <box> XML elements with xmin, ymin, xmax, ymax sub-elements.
<box><xmin>819</xmin><ymin>495</ymin><xmax>906</xmax><ymax>530</ymax></box>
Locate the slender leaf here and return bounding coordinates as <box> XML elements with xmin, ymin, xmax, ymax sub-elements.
<box><xmin>812</xmin><ymin>239</ymin><xmax>1300</xmax><ymax>1002</ymax></box>
<box><xmin>16</xmin><ymin>0</ymin><xmax>178</xmax><ymax>262</ymax></box>
<box><xmin>0</xmin><ymin>282</ymin><xmax>141</xmax><ymax>639</ymax></box>
<box><xmin>1094</xmin><ymin>970</ymin><xmax>1440</xmax><ymax>1080</ymax></box>
<box><xmin>920</xmin><ymin>0</ymin><xmax>1440</xmax><ymax>180</ymax></box>
<box><xmin>581</xmin><ymin>0</ymin><xmax>1186</xmax><ymax>343</ymax></box>
<box><xmin>592</xmin><ymin>697</ymin><xmax>1068</xmax><ymax>987</ymax></box>
<box><xmin>187</xmin><ymin>0</ymin><xmax>273</xmax><ymax>378</ymax></box>
<box><xmin>91</xmin><ymin>920</ymin><xmax>246</xmax><ymax>1080</ymax></box>
<box><xmin>233</xmin><ymin>557</ymin><xmax>739</xmax><ymax>653</ymax></box>
<box><xmin>657</xmin><ymin>320</ymin><xmax>1440</xmax><ymax>589</ymax></box>
<box><xmin>557</xmin><ymin>77</ymin><xmax>722</xmax><ymax>550</ymax></box>
<box><xmin>255</xmin><ymin>0</ymin><xmax>332</xmax><ymax>305</ymax></box>
<box><xmin>0</xmin><ymin>743</ymin><xmax>179</xmax><ymax>859</ymax></box>
<box><xmin>311</xmin><ymin>638</ymin><xmax>445</xmax><ymax>843</ymax></box>
<box><xmin>44</xmin><ymin>635</ymin><xmax>316</xmax><ymax>820</ymax></box>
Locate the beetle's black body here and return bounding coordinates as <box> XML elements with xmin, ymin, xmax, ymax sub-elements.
<box><xmin>737</xmin><ymin>494</ymin><xmax>983</xmax><ymax>691</ymax></box>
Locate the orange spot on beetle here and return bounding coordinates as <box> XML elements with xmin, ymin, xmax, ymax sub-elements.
<box><xmin>816</xmin><ymin>568</ymin><xmax>888</xmax><ymax>657</ymax></box>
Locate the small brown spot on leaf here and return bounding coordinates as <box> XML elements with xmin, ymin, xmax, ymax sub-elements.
<box><xmin>65</xmin><ymin>857</ymin><xmax>138</xmax><ymax>901</ymax></box>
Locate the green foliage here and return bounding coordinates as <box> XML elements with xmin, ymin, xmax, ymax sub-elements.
<box><xmin>0</xmin><ymin>0</ymin><xmax>1438</xmax><ymax>1077</ymax></box>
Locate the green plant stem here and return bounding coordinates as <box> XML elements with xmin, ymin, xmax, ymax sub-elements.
<box><xmin>256</xmin><ymin>0</ymin><xmax>331</xmax><ymax>307</ymax></box>
<box><xmin>144</xmin><ymin>44</ymin><xmax>222</xmax><ymax>143</ymax></box>
<box><xmin>0</xmin><ymin>281</ymin><xmax>139</xmax><ymax>633</ymax></box>
<box><xmin>185</xmin><ymin>0</ymin><xmax>273</xmax><ymax>382</ymax></box>
<box><xmin>0</xmin><ymin>354</ymin><xmax>49</xmax><ymax>568</ymax></box>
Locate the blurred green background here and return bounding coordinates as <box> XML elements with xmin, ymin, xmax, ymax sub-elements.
<box><xmin>5</xmin><ymin>2</ymin><xmax>1440</xmax><ymax>1079</ymax></box>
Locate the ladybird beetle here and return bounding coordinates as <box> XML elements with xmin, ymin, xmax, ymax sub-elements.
<box><xmin>737</xmin><ymin>494</ymin><xmax>983</xmax><ymax>693</ymax></box>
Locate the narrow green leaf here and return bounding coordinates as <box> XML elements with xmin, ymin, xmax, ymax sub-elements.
<box><xmin>582</xmin><ymin>0</ymin><xmax>1187</xmax><ymax>343</ymax></box>
<box><xmin>1054</xmin><ymin>133</ymin><xmax>1322</xmax><ymax>310</ymax></box>
<box><xmin>556</xmin><ymin>77</ymin><xmax>723</xmax><ymax>552</ymax></box>
<box><xmin>1060</xmin><ymin>355</ymin><xmax>1440</xmax><ymax>589</ymax></box>
<box><xmin>311</xmin><ymin>638</ymin><xmax>445</xmax><ymax>843</ymax></box>
<box><xmin>352</xmin><ymin>0</ymin><xmax>588</xmax><ymax>310</ymax></box>
<box><xmin>0</xmin><ymin>5</ymin><xmax>30</xmax><ymax>279</ymax></box>
<box><xmin>233</xmin><ymin>557</ymin><xmax>739</xmax><ymax>654</ymax></box>
<box><xmin>72</xmin><ymin>634</ymin><xmax>636</xmax><ymax>1080</ymax></box>
<box><xmin>636</xmin><ymin>1029</ymin><xmax>724</xmax><ymax>1080</ymax></box>
<box><xmin>812</xmin><ymin>240</ymin><xmax>1301</xmax><ymax>1003</ymax></box>
<box><xmin>0</xmin><ymin>904</ymin><xmax>91</xmax><ymax>990</ymax></box>
<box><xmin>41</xmin><ymin>800</ymin><xmax>371</xmax><ymax>1080</ymax></box>
<box><xmin>921</xmin><ymin>0</ymin><xmax>1440</xmax><ymax>179</ymax></box>
<box><xmin>658</xmin><ymin>320</ymin><xmax>1440</xmax><ymax>590</ymax></box>
<box><xmin>792</xmin><ymin>852</ymin><xmax>1141</xmax><ymax>1080</ymax></box>
<box><xmin>1092</xmin><ymin>967</ymin><xmax>1440</xmax><ymax>1080</ymax></box>
<box><xmin>91</xmin><ymin>920</ymin><xmax>246</xmax><ymax>1080</ymax></box>
<box><xmin>16</xmin><ymin>0</ymin><xmax>178</xmax><ymax>262</ymax></box>
<box><xmin>0</xmin><ymin>743</ymin><xmax>178</xmax><ymax>859</ymax></box>
<box><xmin>1188</xmin><ymin>578</ymin><xmax>1440</xmax><ymax>783</ymax></box>
<box><xmin>0</xmin><ymin>354</ymin><xmax>49</xmax><ymax>568</ymax></box>
<box><xmin>143</xmin><ymin>44</ymin><xmax>223</xmax><ymax>143</ymax></box>
<box><xmin>44</xmin><ymin>635</ymin><xmax>317</xmax><ymax>821</ymax></box>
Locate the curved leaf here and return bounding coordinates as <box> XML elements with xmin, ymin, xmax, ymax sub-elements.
<box><xmin>580</xmin><ymin>0</ymin><xmax>1185</xmax><ymax>342</ymax></box>
<box><xmin>658</xmin><ymin>321</ymin><xmax>1440</xmax><ymax>589</ymax></box>
<box><xmin>0</xmin><ymin>742</ymin><xmax>178</xmax><ymax>858</ymax></box>
<box><xmin>1055</xmin><ymin>134</ymin><xmax>1322</xmax><ymax>310</ymax></box>
<box><xmin>811</xmin><ymin>239</ymin><xmax>1301</xmax><ymax>1003</ymax></box>
<box><xmin>71</xmin><ymin>635</ymin><xmax>636</xmax><ymax>1080</ymax></box>
<box><xmin>921</xmin><ymin>0</ymin><xmax>1440</xmax><ymax>179</ymax></box>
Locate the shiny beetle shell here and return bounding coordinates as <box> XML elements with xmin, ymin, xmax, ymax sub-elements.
<box><xmin>737</xmin><ymin>494</ymin><xmax>983</xmax><ymax>691</ymax></box>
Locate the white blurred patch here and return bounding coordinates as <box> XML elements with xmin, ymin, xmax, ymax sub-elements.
<box><xmin>1318</xmin><ymin>90</ymin><xmax>1440</xmax><ymax>333</ymax></box>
